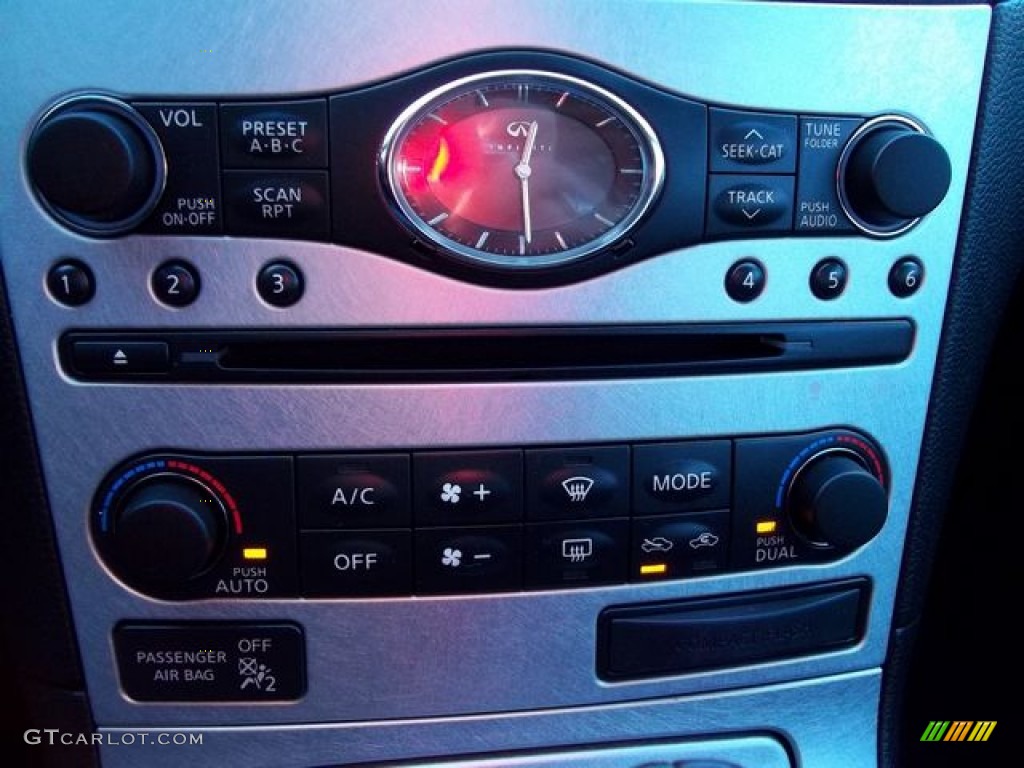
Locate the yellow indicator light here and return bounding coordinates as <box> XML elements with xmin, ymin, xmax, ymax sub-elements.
<box><xmin>640</xmin><ymin>563</ymin><xmax>668</xmax><ymax>575</ymax></box>
<box><xmin>243</xmin><ymin>547</ymin><xmax>268</xmax><ymax>561</ymax></box>
<box><xmin>756</xmin><ymin>520</ymin><xmax>778</xmax><ymax>534</ymax></box>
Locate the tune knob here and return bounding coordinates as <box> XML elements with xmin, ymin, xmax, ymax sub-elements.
<box><xmin>787</xmin><ymin>452</ymin><xmax>888</xmax><ymax>554</ymax></box>
<box><xmin>108</xmin><ymin>475</ymin><xmax>226</xmax><ymax>586</ymax></box>
<box><xmin>28</xmin><ymin>96</ymin><xmax>165</xmax><ymax>236</ymax></box>
<box><xmin>838</xmin><ymin>116</ymin><xmax>951</xmax><ymax>236</ymax></box>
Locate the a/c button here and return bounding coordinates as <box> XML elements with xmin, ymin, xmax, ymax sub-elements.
<box><xmin>300</xmin><ymin>530</ymin><xmax>411</xmax><ymax>597</ymax></box>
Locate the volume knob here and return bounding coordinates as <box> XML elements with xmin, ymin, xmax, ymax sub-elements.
<box><xmin>109</xmin><ymin>475</ymin><xmax>226</xmax><ymax>586</ymax></box>
<box><xmin>28</xmin><ymin>96</ymin><xmax>165</xmax><ymax>236</ymax></box>
<box><xmin>838</xmin><ymin>116</ymin><xmax>951</xmax><ymax>236</ymax></box>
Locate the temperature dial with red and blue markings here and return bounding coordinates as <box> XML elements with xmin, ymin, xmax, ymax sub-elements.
<box><xmin>92</xmin><ymin>454</ymin><xmax>296</xmax><ymax>599</ymax></box>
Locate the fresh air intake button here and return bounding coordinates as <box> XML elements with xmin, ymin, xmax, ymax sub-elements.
<box><xmin>114</xmin><ymin>622</ymin><xmax>305</xmax><ymax>701</ymax></box>
<box><xmin>223</xmin><ymin>170</ymin><xmax>329</xmax><ymax>239</ymax></box>
<box><xmin>631</xmin><ymin>511</ymin><xmax>730</xmax><ymax>581</ymax></box>
<box><xmin>710</xmin><ymin>108</ymin><xmax>797</xmax><ymax>174</ymax></box>
<box><xmin>707</xmin><ymin>175</ymin><xmax>794</xmax><ymax>235</ymax></box>
<box><xmin>220</xmin><ymin>99</ymin><xmax>328</xmax><ymax>168</ymax></box>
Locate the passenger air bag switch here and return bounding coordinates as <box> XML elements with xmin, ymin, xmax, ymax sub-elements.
<box><xmin>114</xmin><ymin>622</ymin><xmax>305</xmax><ymax>701</ymax></box>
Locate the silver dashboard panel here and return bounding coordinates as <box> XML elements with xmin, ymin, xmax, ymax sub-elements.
<box><xmin>0</xmin><ymin>1</ymin><xmax>989</xmax><ymax>766</ymax></box>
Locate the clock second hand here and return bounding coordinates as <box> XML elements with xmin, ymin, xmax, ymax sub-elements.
<box><xmin>514</xmin><ymin>120</ymin><xmax>539</xmax><ymax>245</ymax></box>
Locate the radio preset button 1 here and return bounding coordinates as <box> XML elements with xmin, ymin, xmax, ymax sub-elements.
<box><xmin>47</xmin><ymin>260</ymin><xmax>95</xmax><ymax>306</ymax></box>
<box><xmin>223</xmin><ymin>171</ymin><xmax>330</xmax><ymax>239</ymax></box>
<box><xmin>221</xmin><ymin>100</ymin><xmax>328</xmax><ymax>168</ymax></box>
<box><xmin>710</xmin><ymin>108</ymin><xmax>797</xmax><ymax>174</ymax></box>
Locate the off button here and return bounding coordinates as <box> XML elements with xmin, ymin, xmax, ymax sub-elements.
<box><xmin>223</xmin><ymin>170</ymin><xmax>329</xmax><ymax>240</ymax></box>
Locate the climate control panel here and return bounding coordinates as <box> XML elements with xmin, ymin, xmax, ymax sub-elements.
<box><xmin>92</xmin><ymin>428</ymin><xmax>888</xmax><ymax>600</ymax></box>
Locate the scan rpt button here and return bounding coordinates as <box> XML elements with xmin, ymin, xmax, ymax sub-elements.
<box><xmin>114</xmin><ymin>622</ymin><xmax>305</xmax><ymax>701</ymax></box>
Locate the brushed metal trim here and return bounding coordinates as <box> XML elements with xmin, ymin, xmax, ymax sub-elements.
<box><xmin>0</xmin><ymin>2</ymin><xmax>990</xmax><ymax>767</ymax></box>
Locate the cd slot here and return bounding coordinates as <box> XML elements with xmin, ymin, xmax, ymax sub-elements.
<box><xmin>62</xmin><ymin>321</ymin><xmax>914</xmax><ymax>383</ymax></box>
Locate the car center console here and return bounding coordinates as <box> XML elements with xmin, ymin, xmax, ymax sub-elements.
<box><xmin>0</xmin><ymin>1</ymin><xmax>993</xmax><ymax>766</ymax></box>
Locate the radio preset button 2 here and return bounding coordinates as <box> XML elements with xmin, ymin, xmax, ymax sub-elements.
<box><xmin>152</xmin><ymin>260</ymin><xmax>200</xmax><ymax>307</ymax></box>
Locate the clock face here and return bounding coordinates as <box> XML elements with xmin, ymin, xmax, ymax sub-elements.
<box><xmin>380</xmin><ymin>70</ymin><xmax>664</xmax><ymax>270</ymax></box>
